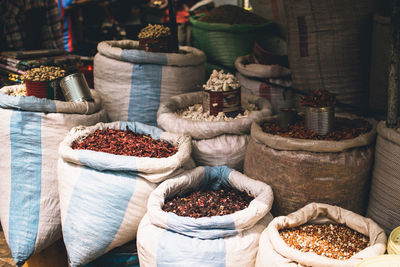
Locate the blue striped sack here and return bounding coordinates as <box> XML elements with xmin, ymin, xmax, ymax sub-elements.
<box><xmin>0</xmin><ymin>85</ymin><xmax>108</xmax><ymax>266</ymax></box>
<box><xmin>57</xmin><ymin>121</ymin><xmax>193</xmax><ymax>266</ymax></box>
<box><xmin>137</xmin><ymin>166</ymin><xmax>274</xmax><ymax>267</ymax></box>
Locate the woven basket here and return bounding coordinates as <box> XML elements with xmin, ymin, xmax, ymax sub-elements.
<box><xmin>190</xmin><ymin>15</ymin><xmax>271</xmax><ymax>68</ymax></box>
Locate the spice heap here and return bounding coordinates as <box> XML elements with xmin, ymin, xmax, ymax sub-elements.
<box><xmin>279</xmin><ymin>224</ymin><xmax>369</xmax><ymax>260</ymax></box>
<box><xmin>176</xmin><ymin>103</ymin><xmax>257</xmax><ymax>121</ymax></box>
<box><xmin>301</xmin><ymin>89</ymin><xmax>336</xmax><ymax>108</ymax></box>
<box><xmin>203</xmin><ymin>70</ymin><xmax>240</xmax><ymax>92</ymax></box>
<box><xmin>3</xmin><ymin>86</ymin><xmax>26</xmax><ymax>96</ymax></box>
<box><xmin>162</xmin><ymin>187</ymin><xmax>254</xmax><ymax>218</ymax></box>
<box><xmin>24</xmin><ymin>66</ymin><xmax>66</xmax><ymax>82</ymax></box>
<box><xmin>72</xmin><ymin>127</ymin><xmax>177</xmax><ymax>158</ymax></box>
<box><xmin>198</xmin><ymin>5</ymin><xmax>268</xmax><ymax>25</ymax></box>
<box><xmin>138</xmin><ymin>24</ymin><xmax>171</xmax><ymax>39</ymax></box>
<box><xmin>263</xmin><ymin>116</ymin><xmax>371</xmax><ymax>141</ymax></box>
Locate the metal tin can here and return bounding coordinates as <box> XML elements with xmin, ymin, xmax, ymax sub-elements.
<box><xmin>305</xmin><ymin>106</ymin><xmax>334</xmax><ymax>135</ymax></box>
<box><xmin>202</xmin><ymin>88</ymin><xmax>241</xmax><ymax>117</ymax></box>
<box><xmin>60</xmin><ymin>73</ymin><xmax>93</xmax><ymax>102</ymax></box>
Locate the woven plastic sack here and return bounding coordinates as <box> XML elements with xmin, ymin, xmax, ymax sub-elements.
<box><xmin>244</xmin><ymin>115</ymin><xmax>377</xmax><ymax>216</ymax></box>
<box><xmin>58</xmin><ymin>121</ymin><xmax>193</xmax><ymax>266</ymax></box>
<box><xmin>157</xmin><ymin>91</ymin><xmax>272</xmax><ymax>170</ymax></box>
<box><xmin>284</xmin><ymin>0</ymin><xmax>373</xmax><ymax>113</ymax></box>
<box><xmin>190</xmin><ymin>15</ymin><xmax>271</xmax><ymax>68</ymax></box>
<box><xmin>94</xmin><ymin>40</ymin><xmax>206</xmax><ymax>125</ymax></box>
<box><xmin>137</xmin><ymin>166</ymin><xmax>274</xmax><ymax>267</ymax></box>
<box><xmin>367</xmin><ymin>121</ymin><xmax>400</xmax><ymax>234</ymax></box>
<box><xmin>0</xmin><ymin>85</ymin><xmax>108</xmax><ymax>266</ymax></box>
<box><xmin>235</xmin><ymin>55</ymin><xmax>293</xmax><ymax>114</ymax></box>
<box><xmin>256</xmin><ymin>203</ymin><xmax>387</xmax><ymax>267</ymax></box>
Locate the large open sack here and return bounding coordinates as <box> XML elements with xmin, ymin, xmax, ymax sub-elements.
<box><xmin>94</xmin><ymin>40</ymin><xmax>206</xmax><ymax>125</ymax></box>
<box><xmin>244</xmin><ymin>115</ymin><xmax>377</xmax><ymax>216</ymax></box>
<box><xmin>137</xmin><ymin>166</ymin><xmax>274</xmax><ymax>267</ymax></box>
<box><xmin>367</xmin><ymin>121</ymin><xmax>400</xmax><ymax>234</ymax></box>
<box><xmin>58</xmin><ymin>121</ymin><xmax>193</xmax><ymax>266</ymax></box>
<box><xmin>0</xmin><ymin>85</ymin><xmax>107</xmax><ymax>266</ymax></box>
<box><xmin>157</xmin><ymin>91</ymin><xmax>272</xmax><ymax>170</ymax></box>
<box><xmin>256</xmin><ymin>203</ymin><xmax>387</xmax><ymax>267</ymax></box>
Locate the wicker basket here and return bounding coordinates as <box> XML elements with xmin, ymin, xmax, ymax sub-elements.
<box><xmin>190</xmin><ymin>15</ymin><xmax>271</xmax><ymax>68</ymax></box>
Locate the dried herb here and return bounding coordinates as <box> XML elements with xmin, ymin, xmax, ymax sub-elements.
<box><xmin>198</xmin><ymin>5</ymin><xmax>268</xmax><ymax>25</ymax></box>
<box><xmin>72</xmin><ymin>127</ymin><xmax>177</xmax><ymax>158</ymax></box>
<box><xmin>162</xmin><ymin>187</ymin><xmax>254</xmax><ymax>218</ymax></box>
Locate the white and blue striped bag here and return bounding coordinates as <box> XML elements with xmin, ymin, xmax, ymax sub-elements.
<box><xmin>137</xmin><ymin>166</ymin><xmax>274</xmax><ymax>267</ymax></box>
<box><xmin>157</xmin><ymin>92</ymin><xmax>272</xmax><ymax>170</ymax></box>
<box><xmin>94</xmin><ymin>40</ymin><xmax>206</xmax><ymax>125</ymax></box>
<box><xmin>57</xmin><ymin>121</ymin><xmax>193</xmax><ymax>266</ymax></box>
<box><xmin>0</xmin><ymin>85</ymin><xmax>108</xmax><ymax>266</ymax></box>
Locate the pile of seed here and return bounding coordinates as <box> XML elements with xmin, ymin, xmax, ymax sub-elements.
<box><xmin>279</xmin><ymin>224</ymin><xmax>369</xmax><ymax>260</ymax></box>
<box><xmin>301</xmin><ymin>89</ymin><xmax>336</xmax><ymax>108</ymax></box>
<box><xmin>24</xmin><ymin>66</ymin><xmax>66</xmax><ymax>82</ymax></box>
<box><xmin>198</xmin><ymin>5</ymin><xmax>268</xmax><ymax>25</ymax></box>
<box><xmin>176</xmin><ymin>103</ymin><xmax>257</xmax><ymax>121</ymax></box>
<box><xmin>3</xmin><ymin>86</ymin><xmax>26</xmax><ymax>96</ymax></box>
<box><xmin>138</xmin><ymin>24</ymin><xmax>171</xmax><ymax>39</ymax></box>
<box><xmin>163</xmin><ymin>187</ymin><xmax>254</xmax><ymax>218</ymax></box>
<box><xmin>72</xmin><ymin>127</ymin><xmax>177</xmax><ymax>158</ymax></box>
<box><xmin>262</xmin><ymin>116</ymin><xmax>371</xmax><ymax>141</ymax></box>
<box><xmin>203</xmin><ymin>69</ymin><xmax>240</xmax><ymax>92</ymax></box>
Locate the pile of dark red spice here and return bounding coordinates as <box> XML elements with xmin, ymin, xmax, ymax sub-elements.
<box><xmin>162</xmin><ymin>187</ymin><xmax>254</xmax><ymax>218</ymax></box>
<box><xmin>301</xmin><ymin>89</ymin><xmax>336</xmax><ymax>108</ymax></box>
<box><xmin>72</xmin><ymin>127</ymin><xmax>177</xmax><ymax>158</ymax></box>
<box><xmin>263</xmin><ymin>116</ymin><xmax>371</xmax><ymax>141</ymax></box>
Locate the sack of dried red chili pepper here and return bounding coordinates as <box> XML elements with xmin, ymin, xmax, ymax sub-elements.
<box><xmin>0</xmin><ymin>85</ymin><xmax>108</xmax><ymax>266</ymax></box>
<box><xmin>256</xmin><ymin>203</ymin><xmax>387</xmax><ymax>267</ymax></box>
<box><xmin>244</xmin><ymin>114</ymin><xmax>377</xmax><ymax>216</ymax></box>
<box><xmin>137</xmin><ymin>166</ymin><xmax>274</xmax><ymax>267</ymax></box>
<box><xmin>57</xmin><ymin>121</ymin><xmax>193</xmax><ymax>266</ymax></box>
<box><xmin>157</xmin><ymin>91</ymin><xmax>272</xmax><ymax>170</ymax></box>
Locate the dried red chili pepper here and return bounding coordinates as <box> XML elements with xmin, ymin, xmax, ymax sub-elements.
<box><xmin>162</xmin><ymin>187</ymin><xmax>254</xmax><ymax>218</ymax></box>
<box><xmin>262</xmin><ymin>116</ymin><xmax>371</xmax><ymax>141</ymax></box>
<box><xmin>72</xmin><ymin>127</ymin><xmax>178</xmax><ymax>158</ymax></box>
<box><xmin>301</xmin><ymin>89</ymin><xmax>336</xmax><ymax>108</ymax></box>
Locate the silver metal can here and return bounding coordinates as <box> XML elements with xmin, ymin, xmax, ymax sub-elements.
<box><xmin>60</xmin><ymin>73</ymin><xmax>93</xmax><ymax>102</ymax></box>
<box><xmin>305</xmin><ymin>106</ymin><xmax>334</xmax><ymax>135</ymax></box>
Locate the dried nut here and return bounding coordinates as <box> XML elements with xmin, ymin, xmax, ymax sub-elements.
<box><xmin>175</xmin><ymin>103</ymin><xmax>258</xmax><ymax>122</ymax></box>
<box><xmin>203</xmin><ymin>69</ymin><xmax>240</xmax><ymax>92</ymax></box>
<box><xmin>23</xmin><ymin>65</ymin><xmax>66</xmax><ymax>82</ymax></box>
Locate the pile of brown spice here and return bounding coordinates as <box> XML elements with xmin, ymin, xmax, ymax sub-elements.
<box><xmin>198</xmin><ymin>5</ymin><xmax>268</xmax><ymax>25</ymax></box>
<box><xmin>262</xmin><ymin>116</ymin><xmax>371</xmax><ymax>141</ymax></box>
<box><xmin>301</xmin><ymin>89</ymin><xmax>336</xmax><ymax>108</ymax></box>
<box><xmin>162</xmin><ymin>187</ymin><xmax>254</xmax><ymax>218</ymax></box>
<box><xmin>72</xmin><ymin>127</ymin><xmax>177</xmax><ymax>158</ymax></box>
<box><xmin>279</xmin><ymin>224</ymin><xmax>369</xmax><ymax>260</ymax></box>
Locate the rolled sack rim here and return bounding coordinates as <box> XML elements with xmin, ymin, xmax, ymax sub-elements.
<box><xmin>377</xmin><ymin>120</ymin><xmax>400</xmax><ymax>146</ymax></box>
<box><xmin>235</xmin><ymin>54</ymin><xmax>291</xmax><ymax>78</ymax></box>
<box><xmin>265</xmin><ymin>202</ymin><xmax>387</xmax><ymax>267</ymax></box>
<box><xmin>250</xmin><ymin>113</ymin><xmax>378</xmax><ymax>153</ymax></box>
<box><xmin>97</xmin><ymin>40</ymin><xmax>206</xmax><ymax>66</ymax></box>
<box><xmin>157</xmin><ymin>91</ymin><xmax>272</xmax><ymax>139</ymax></box>
<box><xmin>58</xmin><ymin>121</ymin><xmax>192</xmax><ymax>174</ymax></box>
<box><xmin>0</xmin><ymin>84</ymin><xmax>102</xmax><ymax>115</ymax></box>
